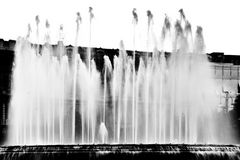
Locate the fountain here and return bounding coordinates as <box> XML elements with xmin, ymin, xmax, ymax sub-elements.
<box><xmin>0</xmin><ymin>8</ymin><xmax>240</xmax><ymax>160</ymax></box>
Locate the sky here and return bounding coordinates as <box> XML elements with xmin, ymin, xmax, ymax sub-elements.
<box><xmin>0</xmin><ymin>0</ymin><xmax>240</xmax><ymax>54</ymax></box>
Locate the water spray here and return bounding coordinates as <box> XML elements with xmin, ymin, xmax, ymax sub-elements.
<box><xmin>161</xmin><ymin>14</ymin><xmax>171</xmax><ymax>51</ymax></box>
<box><xmin>59</xmin><ymin>24</ymin><xmax>64</xmax><ymax>42</ymax></box>
<box><xmin>88</xmin><ymin>7</ymin><xmax>94</xmax><ymax>71</ymax></box>
<box><xmin>174</xmin><ymin>20</ymin><xmax>183</xmax><ymax>52</ymax></box>
<box><xmin>45</xmin><ymin>20</ymin><xmax>50</xmax><ymax>29</ymax></box>
<box><xmin>185</xmin><ymin>20</ymin><xmax>191</xmax><ymax>33</ymax></box>
<box><xmin>162</xmin><ymin>14</ymin><xmax>171</xmax><ymax>40</ymax></box>
<box><xmin>35</xmin><ymin>15</ymin><xmax>40</xmax><ymax>55</ymax></box>
<box><xmin>26</xmin><ymin>24</ymin><xmax>31</xmax><ymax>39</ymax></box>
<box><xmin>194</xmin><ymin>26</ymin><xmax>205</xmax><ymax>53</ymax></box>
<box><xmin>179</xmin><ymin>8</ymin><xmax>186</xmax><ymax>22</ymax></box>
<box><xmin>175</xmin><ymin>20</ymin><xmax>183</xmax><ymax>35</ymax></box>
<box><xmin>35</xmin><ymin>15</ymin><xmax>40</xmax><ymax>38</ymax></box>
<box><xmin>75</xmin><ymin>12</ymin><xmax>82</xmax><ymax>44</ymax></box>
<box><xmin>185</xmin><ymin>20</ymin><xmax>193</xmax><ymax>52</ymax></box>
<box><xmin>132</xmin><ymin>8</ymin><xmax>138</xmax><ymax>52</ymax></box>
<box><xmin>89</xmin><ymin>7</ymin><xmax>94</xmax><ymax>20</ymax></box>
<box><xmin>132</xmin><ymin>8</ymin><xmax>138</xmax><ymax>24</ymax></box>
<box><xmin>196</xmin><ymin>26</ymin><xmax>203</xmax><ymax>35</ymax></box>
<box><xmin>45</xmin><ymin>20</ymin><xmax>50</xmax><ymax>43</ymax></box>
<box><xmin>76</xmin><ymin>12</ymin><xmax>82</xmax><ymax>24</ymax></box>
<box><xmin>147</xmin><ymin>10</ymin><xmax>154</xmax><ymax>52</ymax></box>
<box><xmin>147</xmin><ymin>10</ymin><xmax>153</xmax><ymax>33</ymax></box>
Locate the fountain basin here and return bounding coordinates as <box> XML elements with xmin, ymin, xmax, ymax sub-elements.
<box><xmin>0</xmin><ymin>144</ymin><xmax>240</xmax><ymax>160</ymax></box>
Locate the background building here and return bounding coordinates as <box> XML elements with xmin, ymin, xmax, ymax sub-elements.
<box><xmin>0</xmin><ymin>39</ymin><xmax>239</xmax><ymax>143</ymax></box>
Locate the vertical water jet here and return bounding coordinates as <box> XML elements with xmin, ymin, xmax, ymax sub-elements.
<box><xmin>132</xmin><ymin>8</ymin><xmax>138</xmax><ymax>143</ymax></box>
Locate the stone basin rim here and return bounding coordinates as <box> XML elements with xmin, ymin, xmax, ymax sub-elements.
<box><xmin>0</xmin><ymin>144</ymin><xmax>240</xmax><ymax>153</ymax></box>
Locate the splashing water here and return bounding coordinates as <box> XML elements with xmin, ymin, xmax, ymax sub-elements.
<box><xmin>99</xmin><ymin>122</ymin><xmax>108</xmax><ymax>144</ymax></box>
<box><xmin>6</xmin><ymin>9</ymin><xmax>235</xmax><ymax>145</ymax></box>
